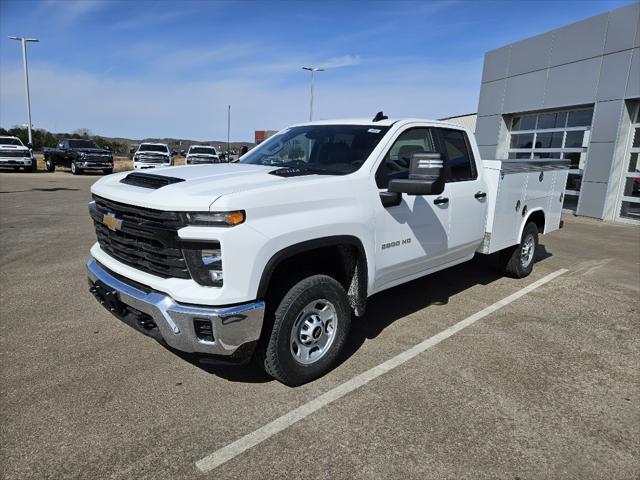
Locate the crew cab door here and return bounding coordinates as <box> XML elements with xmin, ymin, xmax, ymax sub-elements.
<box><xmin>434</xmin><ymin>127</ymin><xmax>487</xmax><ymax>260</ymax></box>
<box><xmin>372</xmin><ymin>126</ymin><xmax>451</xmax><ymax>290</ymax></box>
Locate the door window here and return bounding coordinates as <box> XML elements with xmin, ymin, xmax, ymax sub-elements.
<box><xmin>375</xmin><ymin>128</ymin><xmax>435</xmax><ymax>188</ymax></box>
<box><xmin>438</xmin><ymin>128</ymin><xmax>477</xmax><ymax>181</ymax></box>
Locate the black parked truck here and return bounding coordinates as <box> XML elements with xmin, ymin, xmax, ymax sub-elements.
<box><xmin>44</xmin><ymin>139</ymin><xmax>114</xmax><ymax>175</ymax></box>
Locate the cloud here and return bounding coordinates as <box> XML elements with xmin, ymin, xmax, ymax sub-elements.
<box><xmin>110</xmin><ymin>6</ymin><xmax>202</xmax><ymax>30</ymax></box>
<box><xmin>319</xmin><ymin>55</ymin><xmax>361</xmax><ymax>70</ymax></box>
<box><xmin>38</xmin><ymin>0</ymin><xmax>108</xmax><ymax>24</ymax></box>
<box><xmin>0</xmin><ymin>57</ymin><xmax>481</xmax><ymax>141</ymax></box>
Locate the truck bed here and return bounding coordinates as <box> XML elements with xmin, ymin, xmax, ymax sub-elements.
<box><xmin>478</xmin><ymin>159</ymin><xmax>570</xmax><ymax>254</ymax></box>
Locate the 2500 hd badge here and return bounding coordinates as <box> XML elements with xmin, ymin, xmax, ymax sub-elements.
<box><xmin>381</xmin><ymin>238</ymin><xmax>411</xmax><ymax>250</ymax></box>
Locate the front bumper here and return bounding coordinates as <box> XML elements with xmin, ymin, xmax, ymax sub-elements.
<box><xmin>79</xmin><ymin>161</ymin><xmax>112</xmax><ymax>170</ymax></box>
<box><xmin>0</xmin><ymin>157</ymin><xmax>32</xmax><ymax>166</ymax></box>
<box><xmin>133</xmin><ymin>162</ymin><xmax>170</xmax><ymax>170</ymax></box>
<box><xmin>87</xmin><ymin>257</ymin><xmax>265</xmax><ymax>359</ymax></box>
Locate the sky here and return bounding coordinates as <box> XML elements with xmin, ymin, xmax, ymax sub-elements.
<box><xmin>0</xmin><ymin>0</ymin><xmax>633</xmax><ymax>141</ymax></box>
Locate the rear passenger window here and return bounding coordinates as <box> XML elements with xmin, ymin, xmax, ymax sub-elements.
<box><xmin>439</xmin><ymin>129</ymin><xmax>476</xmax><ymax>181</ymax></box>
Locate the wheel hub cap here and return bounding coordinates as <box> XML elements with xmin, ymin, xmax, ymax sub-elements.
<box><xmin>290</xmin><ymin>300</ymin><xmax>338</xmax><ymax>365</ymax></box>
<box><xmin>521</xmin><ymin>234</ymin><xmax>535</xmax><ymax>267</ymax></box>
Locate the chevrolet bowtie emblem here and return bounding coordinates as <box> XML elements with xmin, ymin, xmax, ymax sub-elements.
<box><xmin>103</xmin><ymin>212</ymin><xmax>123</xmax><ymax>232</ymax></box>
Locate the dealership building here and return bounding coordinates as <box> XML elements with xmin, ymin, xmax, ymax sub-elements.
<box><xmin>473</xmin><ymin>2</ymin><xmax>639</xmax><ymax>224</ymax></box>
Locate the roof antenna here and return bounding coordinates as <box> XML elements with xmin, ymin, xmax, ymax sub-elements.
<box><xmin>372</xmin><ymin>111</ymin><xmax>388</xmax><ymax>122</ymax></box>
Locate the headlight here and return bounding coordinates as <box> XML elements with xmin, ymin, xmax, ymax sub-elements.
<box><xmin>78</xmin><ymin>152</ymin><xmax>86</xmax><ymax>158</ymax></box>
<box><xmin>182</xmin><ymin>211</ymin><xmax>245</xmax><ymax>227</ymax></box>
<box><xmin>183</xmin><ymin>244</ymin><xmax>223</xmax><ymax>287</ymax></box>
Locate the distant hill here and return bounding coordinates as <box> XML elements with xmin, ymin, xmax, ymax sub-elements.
<box><xmin>0</xmin><ymin>126</ymin><xmax>254</xmax><ymax>155</ymax></box>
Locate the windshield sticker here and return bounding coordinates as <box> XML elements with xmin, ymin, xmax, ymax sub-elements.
<box><xmin>368</xmin><ymin>128</ymin><xmax>381</xmax><ymax>133</ymax></box>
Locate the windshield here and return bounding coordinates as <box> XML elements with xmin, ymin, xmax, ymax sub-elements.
<box><xmin>0</xmin><ymin>137</ymin><xmax>24</xmax><ymax>146</ymax></box>
<box><xmin>240</xmin><ymin>125</ymin><xmax>390</xmax><ymax>174</ymax></box>
<box><xmin>68</xmin><ymin>140</ymin><xmax>99</xmax><ymax>149</ymax></box>
<box><xmin>139</xmin><ymin>144</ymin><xmax>168</xmax><ymax>153</ymax></box>
<box><xmin>190</xmin><ymin>147</ymin><xmax>217</xmax><ymax>155</ymax></box>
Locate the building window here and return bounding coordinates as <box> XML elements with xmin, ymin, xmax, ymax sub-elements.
<box><xmin>617</xmin><ymin>103</ymin><xmax>640</xmax><ymax>224</ymax></box>
<box><xmin>507</xmin><ymin>107</ymin><xmax>593</xmax><ymax>211</ymax></box>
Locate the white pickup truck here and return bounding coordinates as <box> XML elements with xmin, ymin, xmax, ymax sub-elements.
<box><xmin>185</xmin><ymin>145</ymin><xmax>220</xmax><ymax>165</ymax></box>
<box><xmin>87</xmin><ymin>116</ymin><xmax>568</xmax><ymax>385</ymax></box>
<box><xmin>132</xmin><ymin>143</ymin><xmax>172</xmax><ymax>170</ymax></box>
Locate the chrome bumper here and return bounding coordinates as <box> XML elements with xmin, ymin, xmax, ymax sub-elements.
<box><xmin>0</xmin><ymin>158</ymin><xmax>32</xmax><ymax>165</ymax></box>
<box><xmin>80</xmin><ymin>163</ymin><xmax>112</xmax><ymax>170</ymax></box>
<box><xmin>86</xmin><ymin>257</ymin><xmax>265</xmax><ymax>357</ymax></box>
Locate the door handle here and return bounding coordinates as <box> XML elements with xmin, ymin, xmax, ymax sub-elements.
<box><xmin>434</xmin><ymin>196</ymin><xmax>449</xmax><ymax>205</ymax></box>
<box><xmin>474</xmin><ymin>191</ymin><xmax>487</xmax><ymax>199</ymax></box>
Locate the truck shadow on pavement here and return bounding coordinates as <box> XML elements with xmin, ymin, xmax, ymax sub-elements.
<box><xmin>171</xmin><ymin>245</ymin><xmax>552</xmax><ymax>384</ymax></box>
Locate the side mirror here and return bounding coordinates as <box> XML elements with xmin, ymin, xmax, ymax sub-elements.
<box><xmin>27</xmin><ymin>143</ymin><xmax>33</xmax><ymax>149</ymax></box>
<box><xmin>388</xmin><ymin>152</ymin><xmax>444</xmax><ymax>196</ymax></box>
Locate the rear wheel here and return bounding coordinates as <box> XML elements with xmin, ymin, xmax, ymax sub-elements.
<box><xmin>500</xmin><ymin>221</ymin><xmax>538</xmax><ymax>278</ymax></box>
<box><xmin>261</xmin><ymin>274</ymin><xmax>350</xmax><ymax>386</ymax></box>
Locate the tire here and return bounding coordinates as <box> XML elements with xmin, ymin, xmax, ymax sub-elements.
<box><xmin>70</xmin><ymin>162</ymin><xmax>81</xmax><ymax>175</ymax></box>
<box><xmin>500</xmin><ymin>221</ymin><xmax>538</xmax><ymax>278</ymax></box>
<box><xmin>45</xmin><ymin>159</ymin><xmax>55</xmax><ymax>172</ymax></box>
<box><xmin>103</xmin><ymin>168</ymin><xmax>113</xmax><ymax>175</ymax></box>
<box><xmin>261</xmin><ymin>274</ymin><xmax>351</xmax><ymax>386</ymax></box>
<box><xmin>27</xmin><ymin>160</ymin><xmax>37</xmax><ymax>172</ymax></box>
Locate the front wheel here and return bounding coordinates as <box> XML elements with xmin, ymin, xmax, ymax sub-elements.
<box><xmin>45</xmin><ymin>159</ymin><xmax>55</xmax><ymax>172</ymax></box>
<box><xmin>70</xmin><ymin>162</ymin><xmax>81</xmax><ymax>175</ymax></box>
<box><xmin>500</xmin><ymin>221</ymin><xmax>538</xmax><ymax>278</ymax></box>
<box><xmin>103</xmin><ymin>168</ymin><xmax>113</xmax><ymax>175</ymax></box>
<box><xmin>262</xmin><ymin>274</ymin><xmax>351</xmax><ymax>386</ymax></box>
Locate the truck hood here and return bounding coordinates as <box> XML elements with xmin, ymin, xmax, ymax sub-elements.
<box><xmin>76</xmin><ymin>148</ymin><xmax>111</xmax><ymax>155</ymax></box>
<box><xmin>0</xmin><ymin>145</ymin><xmax>29</xmax><ymax>152</ymax></box>
<box><xmin>91</xmin><ymin>163</ymin><xmax>309</xmax><ymax>211</ymax></box>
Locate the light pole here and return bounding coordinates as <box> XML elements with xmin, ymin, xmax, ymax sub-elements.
<box><xmin>302</xmin><ymin>66</ymin><xmax>324</xmax><ymax>121</ymax></box>
<box><xmin>8</xmin><ymin>36</ymin><xmax>39</xmax><ymax>145</ymax></box>
<box><xmin>227</xmin><ymin>105</ymin><xmax>231</xmax><ymax>160</ymax></box>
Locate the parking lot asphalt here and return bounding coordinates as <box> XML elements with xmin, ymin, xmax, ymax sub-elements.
<box><xmin>1</xmin><ymin>170</ymin><xmax>639</xmax><ymax>480</ymax></box>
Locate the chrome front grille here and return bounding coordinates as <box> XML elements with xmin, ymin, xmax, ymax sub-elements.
<box><xmin>0</xmin><ymin>150</ymin><xmax>30</xmax><ymax>158</ymax></box>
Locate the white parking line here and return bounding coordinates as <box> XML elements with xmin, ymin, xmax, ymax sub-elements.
<box><xmin>196</xmin><ymin>268</ymin><xmax>568</xmax><ymax>473</ymax></box>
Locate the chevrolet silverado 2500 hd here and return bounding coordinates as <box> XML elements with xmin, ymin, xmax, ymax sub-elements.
<box><xmin>185</xmin><ymin>145</ymin><xmax>221</xmax><ymax>165</ymax></box>
<box><xmin>0</xmin><ymin>136</ymin><xmax>36</xmax><ymax>172</ymax></box>
<box><xmin>87</xmin><ymin>116</ymin><xmax>569</xmax><ymax>386</ymax></box>
<box><xmin>133</xmin><ymin>143</ymin><xmax>172</xmax><ymax>170</ymax></box>
<box><xmin>44</xmin><ymin>139</ymin><xmax>113</xmax><ymax>174</ymax></box>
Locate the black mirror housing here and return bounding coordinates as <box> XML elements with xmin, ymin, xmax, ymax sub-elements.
<box><xmin>388</xmin><ymin>152</ymin><xmax>445</xmax><ymax>196</ymax></box>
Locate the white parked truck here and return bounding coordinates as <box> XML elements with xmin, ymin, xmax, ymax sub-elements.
<box><xmin>0</xmin><ymin>136</ymin><xmax>36</xmax><ymax>172</ymax></box>
<box><xmin>133</xmin><ymin>143</ymin><xmax>172</xmax><ymax>170</ymax></box>
<box><xmin>185</xmin><ymin>145</ymin><xmax>221</xmax><ymax>165</ymax></box>
<box><xmin>87</xmin><ymin>116</ymin><xmax>568</xmax><ymax>385</ymax></box>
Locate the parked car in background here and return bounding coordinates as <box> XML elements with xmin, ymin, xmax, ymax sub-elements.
<box><xmin>0</xmin><ymin>136</ymin><xmax>36</xmax><ymax>172</ymax></box>
<box><xmin>133</xmin><ymin>143</ymin><xmax>172</xmax><ymax>170</ymax></box>
<box><xmin>86</xmin><ymin>115</ymin><xmax>569</xmax><ymax>385</ymax></box>
<box><xmin>44</xmin><ymin>139</ymin><xmax>113</xmax><ymax>174</ymax></box>
<box><xmin>185</xmin><ymin>145</ymin><xmax>220</xmax><ymax>165</ymax></box>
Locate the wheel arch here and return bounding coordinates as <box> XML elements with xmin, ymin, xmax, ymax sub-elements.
<box><xmin>519</xmin><ymin>208</ymin><xmax>545</xmax><ymax>240</ymax></box>
<box><xmin>257</xmin><ymin>235</ymin><xmax>369</xmax><ymax>317</ymax></box>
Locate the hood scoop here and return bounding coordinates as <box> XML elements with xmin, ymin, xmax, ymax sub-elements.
<box><xmin>120</xmin><ymin>172</ymin><xmax>185</xmax><ymax>189</ymax></box>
